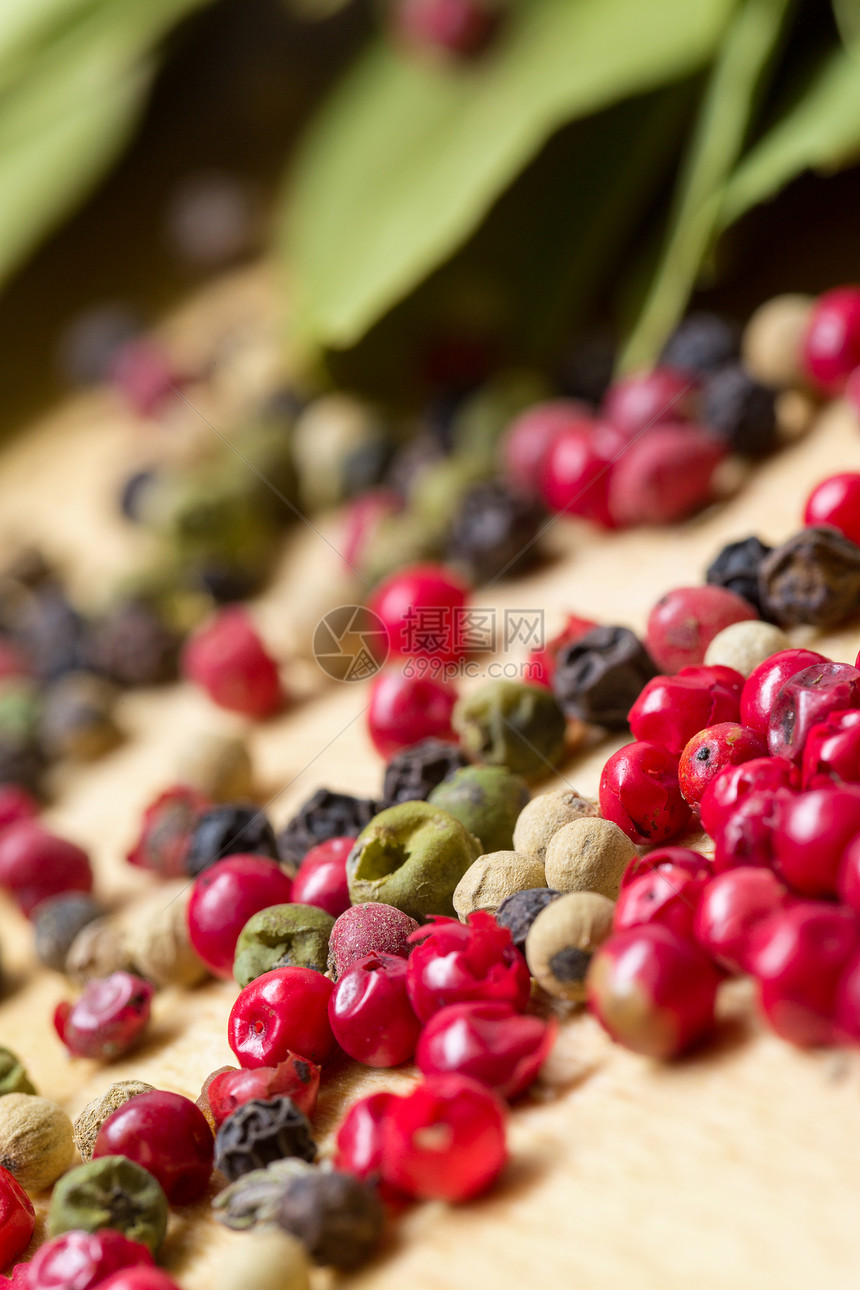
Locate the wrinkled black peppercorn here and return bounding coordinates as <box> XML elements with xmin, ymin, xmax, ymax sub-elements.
<box><xmin>706</xmin><ymin>536</ymin><xmax>773</xmax><ymax>617</ymax></box>
<box><xmin>276</xmin><ymin>1170</ymin><xmax>385</xmax><ymax>1270</ymax></box>
<box><xmin>702</xmin><ymin>363</ymin><xmax>778</xmax><ymax>457</ymax></box>
<box><xmin>552</xmin><ymin>626</ymin><xmax>657</xmax><ymax>729</ymax></box>
<box><xmin>277</xmin><ymin>788</ymin><xmax>379</xmax><ymax>872</ymax></box>
<box><xmin>12</xmin><ymin>587</ymin><xmax>89</xmax><ymax>681</ymax></box>
<box><xmin>447</xmin><ymin>480</ymin><xmax>543</xmax><ymax>583</ymax></box>
<box><xmin>660</xmin><ymin>311</ymin><xmax>740</xmax><ymax>375</ymax></box>
<box><xmin>381</xmin><ymin>738</ymin><xmax>468</xmax><ymax>807</ymax></box>
<box><xmin>496</xmin><ymin>887</ymin><xmax>562</xmax><ymax>951</ymax></box>
<box><xmin>86</xmin><ymin>600</ymin><xmax>179</xmax><ymax>687</ymax></box>
<box><xmin>215</xmin><ymin>1097</ymin><xmax>317</xmax><ymax>1182</ymax></box>
<box><xmin>33</xmin><ymin>894</ymin><xmax>104</xmax><ymax>972</ymax></box>
<box><xmin>758</xmin><ymin>527</ymin><xmax>860</xmax><ymax>629</ymax></box>
<box><xmin>186</xmin><ymin>803</ymin><xmax>279</xmax><ymax>877</ymax></box>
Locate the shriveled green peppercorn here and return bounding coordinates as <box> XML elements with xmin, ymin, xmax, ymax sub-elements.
<box><xmin>276</xmin><ymin>1169</ymin><xmax>385</xmax><ymax>1271</ymax></box>
<box><xmin>213</xmin><ymin>1159</ymin><xmax>312</xmax><ymax>1231</ymax></box>
<box><xmin>428</xmin><ymin>765</ymin><xmax>530</xmax><ymax>854</ymax></box>
<box><xmin>0</xmin><ymin>1047</ymin><xmax>36</xmax><ymax>1097</ymax></box>
<box><xmin>233</xmin><ymin>904</ymin><xmax>335</xmax><ymax>987</ymax></box>
<box><xmin>452</xmin><ymin>680</ymin><xmax>566</xmax><ymax>780</ymax></box>
<box><xmin>48</xmin><ymin>1155</ymin><xmax>168</xmax><ymax>1254</ymax></box>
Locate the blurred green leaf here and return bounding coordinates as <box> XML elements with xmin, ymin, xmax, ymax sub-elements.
<box><xmin>620</xmin><ymin>0</ymin><xmax>792</xmax><ymax>371</ymax></box>
<box><xmin>283</xmin><ymin>0</ymin><xmax>739</xmax><ymax>353</ymax></box>
<box><xmin>833</xmin><ymin>0</ymin><xmax>860</xmax><ymax>50</ymax></box>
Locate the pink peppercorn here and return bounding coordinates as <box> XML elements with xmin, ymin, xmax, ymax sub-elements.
<box><xmin>206</xmin><ymin>1054</ymin><xmax>320</xmax><ymax>1127</ymax></box>
<box><xmin>0</xmin><ymin>823</ymin><xmax>92</xmax><ymax>918</ymax></box>
<box><xmin>501</xmin><ymin>400</ymin><xmax>592</xmax><ymax>499</ymax></box>
<box><xmin>329</xmin><ymin>953</ymin><xmax>421</xmax><ymax>1067</ymax></box>
<box><xmin>586</xmin><ymin>924</ymin><xmax>721</xmax><ymax>1059</ymax></box>
<box><xmin>802</xmin><ymin>709</ymin><xmax>860</xmax><ymax>789</ymax></box>
<box><xmin>712</xmin><ymin>788</ymin><xmax>791</xmax><ymax>874</ymax></box>
<box><xmin>334</xmin><ymin>1091</ymin><xmax>402</xmax><ymax>1187</ymax></box>
<box><xmin>837</xmin><ymin>836</ymin><xmax>860</xmax><ymax>914</ymax></box>
<box><xmin>228</xmin><ymin>965</ymin><xmax>336</xmax><ymax>1068</ymax></box>
<box><xmin>415</xmin><ymin>1001</ymin><xmax>556</xmax><ymax>1100</ymax></box>
<box><xmin>367</xmin><ymin>669</ymin><xmax>458</xmax><ymax>759</ymax></box>
<box><xmin>0</xmin><ymin>640</ymin><xmax>29</xmax><ymax>683</ymax></box>
<box><xmin>539</xmin><ymin>421</ymin><xmax>614</xmax><ymax>527</ymax></box>
<box><xmin>368</xmin><ymin>564</ymin><xmax>469</xmax><ymax>664</ymax></box>
<box><xmin>699</xmin><ymin>756</ymin><xmax>799</xmax><ymax>838</ymax></box>
<box><xmin>834</xmin><ymin>949</ymin><xmax>860</xmax><ymax>1044</ymax></box>
<box><xmin>628</xmin><ymin>665</ymin><xmax>742</xmax><ymax>755</ymax></box>
<box><xmin>328</xmin><ymin>902</ymin><xmax>419</xmax><ymax>979</ymax></box>
<box><xmin>186</xmin><ymin>853</ymin><xmax>293</xmax><ymax>979</ymax></box>
<box><xmin>772</xmin><ymin>787</ymin><xmax>860</xmax><ymax>897</ymax></box>
<box><xmin>340</xmin><ymin>489</ymin><xmax>401</xmax><ymax>572</ymax></box>
<box><xmin>606</xmin><ymin>425</ymin><xmax>724</xmax><ymax>528</ymax></box>
<box><xmin>801</xmin><ymin>286</ymin><xmax>860</xmax><ymax>393</ymax></box>
<box><xmin>406</xmin><ymin>912</ymin><xmax>531</xmax><ymax>1022</ymax></box>
<box><xmin>94</xmin><ymin>1090</ymin><xmax>214</xmax><ymax>1205</ymax></box>
<box><xmin>620</xmin><ymin>846</ymin><xmax>711</xmax><ymax>890</ymax></box>
<box><xmin>803</xmin><ymin>472</ymin><xmax>860</xmax><ymax>546</ymax></box>
<box><xmin>678</xmin><ymin>722</ymin><xmax>767</xmax><ymax>808</ymax></box>
<box><xmin>645</xmin><ymin>585</ymin><xmax>757</xmax><ymax>674</ymax></box>
<box><xmin>99</xmin><ymin>1271</ymin><xmax>183</xmax><ymax>1290</ymax></box>
<box><xmin>54</xmin><ymin>972</ymin><xmax>153</xmax><ymax>1061</ymax></box>
<box><xmin>599</xmin><ymin>741</ymin><xmax>692</xmax><ymax>846</ymax></box>
<box><xmin>27</xmin><ymin>1231</ymin><xmax>154</xmax><ymax>1290</ymax></box>
<box><xmin>768</xmin><ymin>662</ymin><xmax>860</xmax><ymax>761</ymax></box>
<box><xmin>126</xmin><ymin>785</ymin><xmax>209</xmax><ymax>878</ymax></box>
<box><xmin>290</xmin><ymin>836</ymin><xmax>353</xmax><ymax>918</ymax></box>
<box><xmin>0</xmin><ymin>785</ymin><xmax>38</xmax><ymax>835</ymax></box>
<box><xmin>601</xmin><ymin>367</ymin><xmax>698</xmax><ymax>437</ymax></box>
<box><xmin>694</xmin><ymin>867</ymin><xmax>792</xmax><ymax>973</ymax></box>
<box><xmin>182</xmin><ymin>608</ymin><xmax>284</xmax><ymax>719</ymax></box>
<box><xmin>739</xmin><ymin>648</ymin><xmax>828</xmax><ymax>737</ymax></box>
<box><xmin>525</xmin><ymin>613</ymin><xmax>597</xmax><ymax>688</ymax></box>
<box><xmin>380</xmin><ymin>1074</ymin><xmax>507</xmax><ymax>1202</ymax></box>
<box><xmin>613</xmin><ymin>865</ymin><xmax>707</xmax><ymax>941</ymax></box>
<box><xmin>0</xmin><ymin>1165</ymin><xmax>35</xmax><ymax>1269</ymax></box>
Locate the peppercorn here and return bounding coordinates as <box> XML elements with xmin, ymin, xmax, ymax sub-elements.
<box><xmin>741</xmin><ymin>294</ymin><xmax>813</xmax><ymax>388</ymax></box>
<box><xmin>11</xmin><ymin>585</ymin><xmax>88</xmax><ymax>680</ymax></box>
<box><xmin>34</xmin><ymin>893</ymin><xmax>104</xmax><ymax>972</ymax></box>
<box><xmin>701</xmin><ymin>363</ymin><xmax>778</xmax><ymax>457</ymax></box>
<box><xmin>119</xmin><ymin>468</ymin><xmax>158</xmax><ymax>523</ymax></box>
<box><xmin>0</xmin><ymin>734</ymin><xmax>43</xmax><ymax>796</ymax></box>
<box><xmin>66</xmin><ymin>917</ymin><xmax>133</xmax><ymax>985</ymax></box>
<box><xmin>453</xmin><ymin>851</ymin><xmax>547</xmax><ymax>919</ymax></box>
<box><xmin>277</xmin><ymin>789</ymin><xmax>379</xmax><ymax>873</ymax></box>
<box><xmin>525</xmin><ymin>891</ymin><xmax>615</xmax><ymax>1001</ymax></box>
<box><xmin>496</xmin><ymin>887</ymin><xmax>562</xmax><ymax>951</ymax></box>
<box><xmin>0</xmin><ymin>1093</ymin><xmax>75</xmax><ymax>1191</ymax></box>
<box><xmin>0</xmin><ymin>1048</ymin><xmax>35</xmax><ymax>1097</ymax></box>
<box><xmin>427</xmin><ymin>765</ymin><xmax>530</xmax><ymax>855</ymax></box>
<box><xmin>452</xmin><ymin>679</ymin><xmax>567</xmax><ymax>780</ymax></box>
<box><xmin>213</xmin><ymin>1158</ymin><xmax>312</xmax><ymax>1230</ymax></box>
<box><xmin>703</xmin><ymin>620</ymin><xmax>790</xmax><ymax>677</ymax></box>
<box><xmin>551</xmin><ymin>626</ymin><xmax>657</xmax><ymax>728</ymax></box>
<box><xmin>660</xmin><ymin>311</ymin><xmax>740</xmax><ymax>374</ymax></box>
<box><xmin>86</xmin><ymin>600</ymin><xmax>179</xmax><ymax>687</ymax></box>
<box><xmin>347</xmin><ymin>801</ymin><xmax>481</xmax><ymax>920</ymax></box>
<box><xmin>186</xmin><ymin>803</ymin><xmax>279</xmax><ymax>877</ymax></box>
<box><xmin>276</xmin><ymin>1169</ymin><xmax>385</xmax><ymax>1270</ymax></box>
<box><xmin>174</xmin><ymin>733</ymin><xmax>255</xmax><ymax>802</ymax></box>
<box><xmin>38</xmin><ymin>672</ymin><xmax>122</xmax><ymax>761</ymax></box>
<box><xmin>447</xmin><ymin>480</ymin><xmax>543</xmax><ymax>583</ymax></box>
<box><xmin>215</xmin><ymin>1097</ymin><xmax>317</xmax><ymax>1181</ymax></box>
<box><xmin>48</xmin><ymin>1156</ymin><xmax>168</xmax><ymax>1255</ymax></box>
<box><xmin>126</xmin><ymin>884</ymin><xmax>208</xmax><ymax>989</ymax></box>
<box><xmin>0</xmin><ymin>679</ymin><xmax>42</xmax><ymax>748</ymax></box>
<box><xmin>544</xmin><ymin>817</ymin><xmax>637</xmax><ymax>899</ymax></box>
<box><xmin>327</xmin><ymin>902</ymin><xmax>419</xmax><ymax>978</ymax></box>
<box><xmin>511</xmin><ymin>787</ymin><xmax>598</xmax><ymax>864</ymax></box>
<box><xmin>358</xmin><ymin>510</ymin><xmax>444</xmax><ymax>585</ymax></box>
<box><xmin>706</xmin><ymin>536</ymin><xmax>773</xmax><ymax>616</ymax></box>
<box><xmin>233</xmin><ymin>904</ymin><xmax>335</xmax><ymax>987</ymax></box>
<box><xmin>292</xmin><ymin>395</ymin><xmax>388</xmax><ymax>510</ymax></box>
<box><xmin>381</xmin><ymin>738</ymin><xmax>467</xmax><ymax>807</ymax></box>
<box><xmin>211</xmin><ymin>1226</ymin><xmax>310</xmax><ymax>1290</ymax></box>
<box><xmin>74</xmin><ymin>1081</ymin><xmax>155</xmax><ymax>1163</ymax></box>
<box><xmin>758</xmin><ymin>527</ymin><xmax>860</xmax><ymax>628</ymax></box>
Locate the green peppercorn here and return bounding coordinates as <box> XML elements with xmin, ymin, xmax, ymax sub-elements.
<box><xmin>452</xmin><ymin>680</ymin><xmax>567</xmax><ymax>780</ymax></box>
<box><xmin>233</xmin><ymin>904</ymin><xmax>335</xmax><ymax>987</ymax></box>
<box><xmin>214</xmin><ymin>1159</ymin><xmax>312</xmax><ymax>1232</ymax></box>
<box><xmin>0</xmin><ymin>1047</ymin><xmax>36</xmax><ymax>1097</ymax></box>
<box><xmin>428</xmin><ymin>765</ymin><xmax>529</xmax><ymax>854</ymax></box>
<box><xmin>48</xmin><ymin>1155</ymin><xmax>168</xmax><ymax>1254</ymax></box>
<box><xmin>347</xmin><ymin>801</ymin><xmax>481</xmax><ymax>920</ymax></box>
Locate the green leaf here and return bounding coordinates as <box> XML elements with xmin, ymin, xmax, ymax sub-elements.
<box><xmin>719</xmin><ymin>46</ymin><xmax>860</xmax><ymax>226</ymax></box>
<box><xmin>833</xmin><ymin>0</ymin><xmax>860</xmax><ymax>51</ymax></box>
<box><xmin>283</xmin><ymin>0</ymin><xmax>739</xmax><ymax>353</ymax></box>
<box><xmin>620</xmin><ymin>0</ymin><xmax>793</xmax><ymax>371</ymax></box>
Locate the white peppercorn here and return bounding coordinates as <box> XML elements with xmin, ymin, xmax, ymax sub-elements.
<box><xmin>65</xmin><ymin>916</ymin><xmax>133</xmax><ymax>985</ymax></box>
<box><xmin>544</xmin><ymin>817</ymin><xmax>637</xmax><ymax>899</ymax></box>
<box><xmin>512</xmin><ymin>788</ymin><xmax>598</xmax><ymax>865</ymax></box>
<box><xmin>175</xmin><ymin>732</ymin><xmax>255</xmax><ymax>802</ymax></box>
<box><xmin>741</xmin><ymin>293</ymin><xmax>813</xmax><ymax>389</ymax></box>
<box><xmin>125</xmin><ymin>883</ymin><xmax>208</xmax><ymax>988</ymax></box>
<box><xmin>703</xmin><ymin>619</ymin><xmax>790</xmax><ymax>677</ymax></box>
<box><xmin>525</xmin><ymin>891</ymin><xmax>615</xmax><ymax>1001</ymax></box>
<box><xmin>453</xmin><ymin>851</ymin><xmax>547</xmax><ymax>919</ymax></box>
<box><xmin>73</xmin><ymin>1080</ymin><xmax>155</xmax><ymax>1162</ymax></box>
<box><xmin>0</xmin><ymin>1093</ymin><xmax>76</xmax><ymax>1191</ymax></box>
<box><xmin>212</xmin><ymin>1228</ymin><xmax>310</xmax><ymax>1290</ymax></box>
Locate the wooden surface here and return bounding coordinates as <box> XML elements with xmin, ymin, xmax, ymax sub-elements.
<box><xmin>2</xmin><ymin>266</ymin><xmax>860</xmax><ymax>1289</ymax></box>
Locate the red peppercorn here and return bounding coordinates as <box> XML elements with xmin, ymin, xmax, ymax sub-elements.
<box><xmin>416</xmin><ymin>1001</ymin><xmax>556</xmax><ymax>1100</ymax></box>
<box><xmin>206</xmin><ymin>1054</ymin><xmax>321</xmax><ymax>1127</ymax></box>
<box><xmin>54</xmin><ymin>971</ymin><xmax>153</xmax><ymax>1061</ymax></box>
<box><xmin>328</xmin><ymin>902</ymin><xmax>419</xmax><ymax>979</ymax></box>
<box><xmin>0</xmin><ymin>823</ymin><xmax>92</xmax><ymax>918</ymax></box>
<box><xmin>94</xmin><ymin>1090</ymin><xmax>214</xmax><ymax>1205</ymax></box>
<box><xmin>803</xmin><ymin>472</ymin><xmax>860</xmax><ymax>546</ymax></box>
<box><xmin>613</xmin><ymin>865</ymin><xmax>707</xmax><ymax>941</ymax></box>
<box><xmin>586</xmin><ymin>924</ymin><xmax>721</xmax><ymax>1059</ymax></box>
<box><xmin>380</xmin><ymin>1074</ymin><xmax>507</xmax><ymax>1202</ymax></box>
<box><xmin>837</xmin><ymin>835</ymin><xmax>860</xmax><ymax>914</ymax></box>
<box><xmin>802</xmin><ymin>286</ymin><xmax>860</xmax><ymax>393</ymax></box>
<box><xmin>393</xmin><ymin>0</ymin><xmax>501</xmax><ymax>57</ymax></box>
<box><xmin>599</xmin><ymin>741</ymin><xmax>692</xmax><ymax>846</ymax></box>
<box><xmin>645</xmin><ymin>586</ymin><xmax>757</xmax><ymax>674</ymax></box>
<box><xmin>694</xmin><ymin>867</ymin><xmax>792</xmax><ymax>973</ymax></box>
<box><xmin>334</xmin><ymin>1091</ymin><xmax>402</xmax><ymax>1186</ymax></box>
<box><xmin>740</xmin><ymin>648</ymin><xmax>828</xmax><ymax>737</ymax></box>
<box><xmin>525</xmin><ymin>613</ymin><xmax>597</xmax><ymax>688</ymax></box>
<box><xmin>501</xmin><ymin>400</ymin><xmax>592</xmax><ymax>499</ymax></box>
<box><xmin>0</xmin><ymin>1165</ymin><xmax>34</xmax><ymax>1269</ymax></box>
<box><xmin>367</xmin><ymin>668</ymin><xmax>458</xmax><ymax>759</ymax></box>
<box><xmin>772</xmin><ymin>787</ymin><xmax>860</xmax><ymax>897</ymax></box>
<box><xmin>341</xmin><ymin>489</ymin><xmax>401</xmax><ymax>572</ymax></box>
<box><xmin>699</xmin><ymin>755</ymin><xmax>799</xmax><ymax>838</ymax></box>
<box><xmin>751</xmin><ymin>902</ymin><xmax>860</xmax><ymax>1047</ymax></box>
<box><xmin>628</xmin><ymin>665</ymin><xmax>742</xmax><ymax>755</ymax></box>
<box><xmin>186</xmin><ymin>853</ymin><xmax>293</xmax><ymax>979</ymax></box>
<box><xmin>27</xmin><ymin>1231</ymin><xmax>154</xmax><ymax>1290</ymax></box>
<box><xmin>539</xmin><ymin>420</ymin><xmax>614</xmax><ymax>527</ymax></box>
<box><xmin>229</xmin><ymin>965</ymin><xmax>336</xmax><ymax>1068</ymax></box>
<box><xmin>99</xmin><ymin>1270</ymin><xmax>183</xmax><ymax>1290</ymax></box>
<box><xmin>290</xmin><ymin>836</ymin><xmax>353</xmax><ymax>918</ymax></box>
<box><xmin>835</xmin><ymin>949</ymin><xmax>860</xmax><ymax>1044</ymax></box>
<box><xmin>182</xmin><ymin>608</ymin><xmax>284</xmax><ymax>719</ymax></box>
<box><xmin>406</xmin><ymin>912</ymin><xmax>531</xmax><ymax>1023</ymax></box>
<box><xmin>601</xmin><ymin>367</ymin><xmax>698</xmax><ymax>436</ymax></box>
<box><xmin>368</xmin><ymin>564</ymin><xmax>469</xmax><ymax>664</ymax></box>
<box><xmin>0</xmin><ymin>640</ymin><xmax>29</xmax><ymax>683</ymax></box>
<box><xmin>768</xmin><ymin>662</ymin><xmax>860</xmax><ymax>761</ymax></box>
<box><xmin>802</xmin><ymin>709</ymin><xmax>860</xmax><ymax>789</ymax></box>
<box><xmin>620</xmin><ymin>846</ymin><xmax>711</xmax><ymax>890</ymax></box>
<box><xmin>0</xmin><ymin>785</ymin><xmax>38</xmax><ymax>835</ymax></box>
<box><xmin>126</xmin><ymin>785</ymin><xmax>209</xmax><ymax>878</ymax></box>
<box><xmin>712</xmin><ymin>787</ymin><xmax>791</xmax><ymax>874</ymax></box>
<box><xmin>606</xmin><ymin>425</ymin><xmax>724</xmax><ymax>528</ymax></box>
<box><xmin>328</xmin><ymin>952</ymin><xmax>420</xmax><ymax>1067</ymax></box>
<box><xmin>678</xmin><ymin>722</ymin><xmax>767</xmax><ymax>808</ymax></box>
<box><xmin>110</xmin><ymin>338</ymin><xmax>181</xmax><ymax>416</ymax></box>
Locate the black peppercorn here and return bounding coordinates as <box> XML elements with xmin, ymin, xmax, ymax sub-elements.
<box><xmin>86</xmin><ymin>599</ymin><xmax>179</xmax><ymax>687</ymax></box>
<box><xmin>12</xmin><ymin>587</ymin><xmax>89</xmax><ymax>681</ymax></box>
<box><xmin>276</xmin><ymin>1170</ymin><xmax>385</xmax><ymax>1270</ymax></box>
<box><xmin>706</xmin><ymin>536</ymin><xmax>773</xmax><ymax>617</ymax></box>
<box><xmin>215</xmin><ymin>1097</ymin><xmax>316</xmax><ymax>1182</ymax></box>
<box><xmin>552</xmin><ymin>626</ymin><xmax>657</xmax><ymax>729</ymax></box>
<box><xmin>758</xmin><ymin>527</ymin><xmax>860</xmax><ymax>629</ymax></box>
<box><xmin>496</xmin><ymin>887</ymin><xmax>562</xmax><ymax>952</ymax></box>
<box><xmin>702</xmin><ymin>363</ymin><xmax>778</xmax><ymax>457</ymax></box>
<box><xmin>381</xmin><ymin>738</ymin><xmax>468</xmax><ymax>807</ymax></box>
<box><xmin>186</xmin><ymin>803</ymin><xmax>279</xmax><ymax>877</ymax></box>
<box><xmin>33</xmin><ymin>894</ymin><xmax>104</xmax><ymax>972</ymax></box>
<box><xmin>660</xmin><ymin>311</ymin><xmax>740</xmax><ymax>374</ymax></box>
<box><xmin>447</xmin><ymin>480</ymin><xmax>543</xmax><ymax>583</ymax></box>
<box><xmin>277</xmin><ymin>789</ymin><xmax>379</xmax><ymax>872</ymax></box>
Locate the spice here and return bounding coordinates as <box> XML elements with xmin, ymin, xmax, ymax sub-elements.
<box><xmin>447</xmin><ymin>480</ymin><xmax>542</xmax><ymax>583</ymax></box>
<box><xmin>34</xmin><ymin>893</ymin><xmax>104</xmax><ymax>973</ymax></box>
<box><xmin>543</xmin><ymin>817</ymin><xmax>638</xmax><ymax>899</ymax></box>
<box><xmin>0</xmin><ymin>1163</ymin><xmax>35</xmax><ymax>1268</ymax></box>
<box><xmin>551</xmin><ymin>625</ymin><xmax>657</xmax><ymax>728</ymax></box>
<box><xmin>698</xmin><ymin>756</ymin><xmax>798</xmax><ymax>838</ymax></box>
<box><xmin>428</xmin><ymin>765</ymin><xmax>530</xmax><ymax>854</ymax></box>
<box><xmin>215</xmin><ymin>1096</ymin><xmax>316</xmax><ymax>1181</ymax></box>
<box><xmin>369</xmin><ymin>563</ymin><xmax>468</xmax><ymax>665</ymax></box>
<box><xmin>679</xmin><ymin>720</ymin><xmax>768</xmax><ymax>806</ymax></box>
<box><xmin>73</xmin><ymin>1081</ymin><xmax>155</xmax><ymax>1163</ymax></box>
<box><xmin>628</xmin><ymin>665</ymin><xmax>743</xmax><ymax>755</ymax></box>
<box><xmin>26</xmin><ymin>1230</ymin><xmax>155</xmax><ymax>1290</ymax></box>
<box><xmin>525</xmin><ymin>892</ymin><xmax>615</xmax><ymax>1001</ymax></box>
<box><xmin>0</xmin><ymin>1093</ymin><xmax>75</xmax><ymax>1191</ymax></box>
<box><xmin>48</xmin><ymin>1156</ymin><xmax>168</xmax><ymax>1255</ymax></box>
<box><xmin>701</xmin><ymin>363</ymin><xmax>778</xmax><ymax>457</ymax></box>
<box><xmin>602</xmin><ymin>367</ymin><xmax>698</xmax><ymax>436</ymax></box>
<box><xmin>54</xmin><ymin>972</ymin><xmax>153</xmax><ymax>1061</ymax></box>
<box><xmin>804</xmin><ymin>472</ymin><xmax>860</xmax><ymax>547</ymax></box>
<box><xmin>406</xmin><ymin>911</ymin><xmax>530</xmax><ymax>1021</ymax></box>
<box><xmin>693</xmin><ymin>868</ymin><xmax>790</xmax><ymax>974</ymax></box>
<box><xmin>801</xmin><ymin>286</ymin><xmax>860</xmax><ymax>393</ymax></box>
<box><xmin>416</xmin><ymin>1000</ymin><xmax>556</xmax><ymax>1099</ymax></box>
<box><xmin>511</xmin><ymin>787</ymin><xmax>597</xmax><ymax>864</ymax></box>
<box><xmin>86</xmin><ymin>599</ymin><xmax>179</xmax><ymax>687</ymax></box>
<box><xmin>213</xmin><ymin>1157</ymin><xmax>311</xmax><ymax>1230</ymax></box>
<box><xmin>273</xmin><ymin>1168</ymin><xmax>384</xmax><ymax>1270</ymax></box>
<box><xmin>186</xmin><ymin>802</ymin><xmax>279</xmax><ymax>877</ymax></box>
<box><xmin>660</xmin><ymin>311</ymin><xmax>740</xmax><ymax>373</ymax></box>
<box><xmin>66</xmin><ymin>917</ymin><xmax>133</xmax><ymax>986</ymax></box>
<box><xmin>367</xmin><ymin>669</ymin><xmax>458</xmax><ymax>759</ymax></box>
<box><xmin>381</xmin><ymin>738</ymin><xmax>467</xmax><ymax>807</ymax></box>
<box><xmin>540</xmin><ymin>418</ymin><xmax>614</xmax><ymax>526</ymax></box>
<box><xmin>126</xmin><ymin>785</ymin><xmax>209</xmax><ymax>878</ymax></box>
<box><xmin>187</xmin><ymin>854</ymin><xmax>294</xmax><ymax>979</ymax></box>
<box><xmin>210</xmin><ymin>1226</ymin><xmax>310</xmax><ymax>1290</ymax></box>
<box><xmin>346</xmin><ymin>801</ymin><xmax>481</xmax><ymax>920</ymax></box>
<box><xmin>495</xmin><ymin>887</ymin><xmax>562</xmax><ymax>951</ymax></box>
<box><xmin>606</xmin><ymin>425</ymin><xmax>725</xmax><ymax>527</ymax></box>
<box><xmin>292</xmin><ymin>394</ymin><xmax>386</xmax><ymax>510</ymax></box>
<box><xmin>277</xmin><ymin>788</ymin><xmax>378</xmax><ymax>872</ymax></box>
<box><xmin>0</xmin><ymin>822</ymin><xmax>93</xmax><ymax>917</ymax></box>
<box><xmin>706</xmin><ymin>535</ymin><xmax>773</xmax><ymax>616</ymax></box>
<box><xmin>327</xmin><ymin>902</ymin><xmax>418</xmax><ymax>979</ymax></box>
<box><xmin>758</xmin><ymin>526</ymin><xmax>860</xmax><ymax>629</ymax></box>
<box><xmin>645</xmin><ymin>585</ymin><xmax>757</xmax><ymax>674</ymax></box>
<box><xmin>453</xmin><ymin>851</ymin><xmax>546</xmax><ymax>919</ymax></box>
<box><xmin>614</xmin><ymin>865</ymin><xmax>707</xmax><ymax>941</ymax></box>
<box><xmin>599</xmin><ymin>742</ymin><xmax>692</xmax><ymax>846</ymax></box>
<box><xmin>802</xmin><ymin>709</ymin><xmax>860</xmax><ymax>789</ymax></box>
<box><xmin>233</xmin><ymin>903</ymin><xmax>335</xmax><ymax>987</ymax></box>
<box><xmin>206</xmin><ymin>1057</ymin><xmax>320</xmax><ymax>1128</ymax></box>
<box><xmin>126</xmin><ymin>884</ymin><xmax>208</xmax><ymax>989</ymax></box>
<box><xmin>703</xmin><ymin>620</ymin><xmax>789</xmax><ymax>676</ymax></box>
<box><xmin>767</xmin><ymin>661</ymin><xmax>860</xmax><ymax>762</ymax></box>
<box><xmin>38</xmin><ymin>671</ymin><xmax>122</xmax><ymax>762</ymax></box>
<box><xmin>182</xmin><ymin>608</ymin><xmax>284</xmax><ymax>719</ymax></box>
<box><xmin>741</xmin><ymin>293</ymin><xmax>812</xmax><ymax>388</ymax></box>
<box><xmin>773</xmin><ymin>788</ymin><xmax>860</xmax><ymax>898</ymax></box>
<box><xmin>229</xmin><ymin>967</ymin><xmax>336</xmax><ymax>1069</ymax></box>
<box><xmin>93</xmin><ymin>1090</ymin><xmax>214</xmax><ymax>1205</ymax></box>
<box><xmin>739</xmin><ymin>647</ymin><xmax>827</xmax><ymax>736</ymax></box>
<box><xmin>174</xmin><ymin>732</ymin><xmax>255</xmax><ymax>802</ymax></box>
<box><xmin>290</xmin><ymin>837</ymin><xmax>352</xmax><ymax>918</ymax></box>
<box><xmin>0</xmin><ymin>1047</ymin><xmax>36</xmax><ymax>1097</ymax></box>
<box><xmin>452</xmin><ymin>679</ymin><xmax>567</xmax><ymax>779</ymax></box>
<box><xmin>329</xmin><ymin>953</ymin><xmax>420</xmax><ymax>1067</ymax></box>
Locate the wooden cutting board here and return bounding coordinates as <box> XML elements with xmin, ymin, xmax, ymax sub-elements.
<box><xmin>1</xmin><ymin>266</ymin><xmax>860</xmax><ymax>1290</ymax></box>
